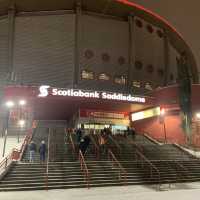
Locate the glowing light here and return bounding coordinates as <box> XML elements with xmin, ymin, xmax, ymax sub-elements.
<box><xmin>160</xmin><ymin>108</ymin><xmax>165</xmax><ymax>116</ymax></box>
<box><xmin>19</xmin><ymin>100</ymin><xmax>26</xmax><ymax>106</ymax></box>
<box><xmin>18</xmin><ymin>120</ymin><xmax>25</xmax><ymax>127</ymax></box>
<box><xmin>131</xmin><ymin>112</ymin><xmax>144</xmax><ymax>121</ymax></box>
<box><xmin>5</xmin><ymin>101</ymin><xmax>14</xmax><ymax>108</ymax></box>
<box><xmin>196</xmin><ymin>113</ymin><xmax>200</xmax><ymax>119</ymax></box>
<box><xmin>131</xmin><ymin>107</ymin><xmax>160</xmax><ymax>121</ymax></box>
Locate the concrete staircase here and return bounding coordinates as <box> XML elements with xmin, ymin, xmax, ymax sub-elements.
<box><xmin>1</xmin><ymin>128</ymin><xmax>200</xmax><ymax>192</ymax></box>
<box><xmin>109</xmin><ymin>134</ymin><xmax>200</xmax><ymax>185</ymax></box>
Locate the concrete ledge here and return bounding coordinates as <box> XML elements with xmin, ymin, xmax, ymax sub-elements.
<box><xmin>0</xmin><ymin>161</ymin><xmax>14</xmax><ymax>181</ymax></box>
<box><xmin>142</xmin><ymin>133</ymin><xmax>163</xmax><ymax>146</ymax></box>
<box><xmin>173</xmin><ymin>143</ymin><xmax>200</xmax><ymax>159</ymax></box>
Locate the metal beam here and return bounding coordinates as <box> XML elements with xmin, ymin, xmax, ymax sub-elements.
<box><xmin>16</xmin><ymin>10</ymin><xmax>75</xmax><ymax>17</ymax></box>
<box><xmin>73</xmin><ymin>2</ymin><xmax>81</xmax><ymax>88</ymax></box>
<box><xmin>163</xmin><ymin>31</ymin><xmax>170</xmax><ymax>86</ymax></box>
<box><xmin>127</xmin><ymin>15</ymin><xmax>135</xmax><ymax>93</ymax></box>
<box><xmin>7</xmin><ymin>4</ymin><xmax>15</xmax><ymax>82</ymax></box>
<box><xmin>102</xmin><ymin>0</ymin><xmax>112</xmax><ymax>15</ymax></box>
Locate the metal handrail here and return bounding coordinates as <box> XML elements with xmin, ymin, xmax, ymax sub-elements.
<box><xmin>90</xmin><ymin>134</ymin><xmax>100</xmax><ymax>159</ymax></box>
<box><xmin>79</xmin><ymin>150</ymin><xmax>90</xmax><ymax>188</ymax></box>
<box><xmin>170</xmin><ymin>160</ymin><xmax>189</xmax><ymax>180</ymax></box>
<box><xmin>129</xmin><ymin>139</ymin><xmax>144</xmax><ymax>153</ymax></box>
<box><xmin>0</xmin><ymin>128</ymin><xmax>33</xmax><ymax>179</ymax></box>
<box><xmin>65</xmin><ymin>129</ymin><xmax>76</xmax><ymax>154</ymax></box>
<box><xmin>135</xmin><ymin>149</ymin><xmax>161</xmax><ymax>188</ymax></box>
<box><xmin>108</xmin><ymin>149</ymin><xmax>127</xmax><ymax>185</ymax></box>
<box><xmin>108</xmin><ymin>135</ymin><xmax>122</xmax><ymax>154</ymax></box>
<box><xmin>45</xmin><ymin>128</ymin><xmax>51</xmax><ymax>191</ymax></box>
<box><xmin>19</xmin><ymin>129</ymin><xmax>33</xmax><ymax>160</ymax></box>
<box><xmin>0</xmin><ymin>153</ymin><xmax>12</xmax><ymax>175</ymax></box>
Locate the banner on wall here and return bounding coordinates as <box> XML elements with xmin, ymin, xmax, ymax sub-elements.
<box><xmin>79</xmin><ymin>109</ymin><xmax>129</xmax><ymax>120</ymax></box>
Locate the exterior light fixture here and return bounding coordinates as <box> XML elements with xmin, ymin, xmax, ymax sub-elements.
<box><xmin>196</xmin><ymin>113</ymin><xmax>200</xmax><ymax>119</ymax></box>
<box><xmin>19</xmin><ymin>100</ymin><xmax>26</xmax><ymax>106</ymax></box>
<box><xmin>18</xmin><ymin>120</ymin><xmax>25</xmax><ymax>127</ymax></box>
<box><xmin>160</xmin><ymin>108</ymin><xmax>165</xmax><ymax>116</ymax></box>
<box><xmin>5</xmin><ymin>101</ymin><xmax>14</xmax><ymax>108</ymax></box>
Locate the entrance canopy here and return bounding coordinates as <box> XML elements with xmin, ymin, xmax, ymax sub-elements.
<box><xmin>3</xmin><ymin>85</ymin><xmax>156</xmax><ymax>120</ymax></box>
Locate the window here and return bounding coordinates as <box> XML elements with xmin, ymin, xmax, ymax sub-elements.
<box><xmin>102</xmin><ymin>53</ymin><xmax>110</xmax><ymax>62</ymax></box>
<box><xmin>146</xmin><ymin>65</ymin><xmax>154</xmax><ymax>73</ymax></box>
<box><xmin>114</xmin><ymin>75</ymin><xmax>127</xmax><ymax>85</ymax></box>
<box><xmin>81</xmin><ymin>70</ymin><xmax>94</xmax><ymax>80</ymax></box>
<box><xmin>84</xmin><ymin>49</ymin><xmax>94</xmax><ymax>59</ymax></box>
<box><xmin>118</xmin><ymin>56</ymin><xmax>125</xmax><ymax>65</ymax></box>
<box><xmin>145</xmin><ymin>82</ymin><xmax>153</xmax><ymax>90</ymax></box>
<box><xmin>157</xmin><ymin>30</ymin><xmax>163</xmax><ymax>38</ymax></box>
<box><xmin>135</xmin><ymin>19</ymin><xmax>143</xmax><ymax>28</ymax></box>
<box><xmin>98</xmin><ymin>73</ymin><xmax>110</xmax><ymax>81</ymax></box>
<box><xmin>132</xmin><ymin>80</ymin><xmax>141</xmax><ymax>88</ymax></box>
<box><xmin>146</xmin><ymin>24</ymin><xmax>154</xmax><ymax>33</ymax></box>
<box><xmin>135</xmin><ymin>61</ymin><xmax>143</xmax><ymax>70</ymax></box>
<box><xmin>157</xmin><ymin>68</ymin><xmax>164</xmax><ymax>77</ymax></box>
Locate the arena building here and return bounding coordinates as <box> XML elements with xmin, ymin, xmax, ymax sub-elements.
<box><xmin>1</xmin><ymin>0</ymin><xmax>200</xmax><ymax>195</ymax></box>
<box><xmin>0</xmin><ymin>0</ymin><xmax>199</xmax><ymax>144</ymax></box>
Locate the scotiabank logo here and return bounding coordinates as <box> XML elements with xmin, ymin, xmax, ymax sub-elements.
<box><xmin>38</xmin><ymin>85</ymin><xmax>50</xmax><ymax>97</ymax></box>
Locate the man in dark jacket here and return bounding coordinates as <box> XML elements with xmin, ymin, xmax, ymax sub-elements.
<box><xmin>79</xmin><ymin>134</ymin><xmax>91</xmax><ymax>155</ymax></box>
<box><xmin>39</xmin><ymin>140</ymin><xmax>46</xmax><ymax>163</ymax></box>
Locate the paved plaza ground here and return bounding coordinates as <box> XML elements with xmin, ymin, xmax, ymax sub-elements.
<box><xmin>0</xmin><ymin>183</ymin><xmax>200</xmax><ymax>200</ymax></box>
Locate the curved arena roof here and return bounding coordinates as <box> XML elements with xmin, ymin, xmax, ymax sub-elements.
<box><xmin>0</xmin><ymin>0</ymin><xmax>198</xmax><ymax>82</ymax></box>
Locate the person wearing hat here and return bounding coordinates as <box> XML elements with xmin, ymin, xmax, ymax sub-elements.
<box><xmin>39</xmin><ymin>140</ymin><xmax>46</xmax><ymax>163</ymax></box>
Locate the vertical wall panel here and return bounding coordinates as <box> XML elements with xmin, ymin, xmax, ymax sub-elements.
<box><xmin>134</xmin><ymin>18</ymin><xmax>165</xmax><ymax>87</ymax></box>
<box><xmin>169</xmin><ymin>44</ymin><xmax>179</xmax><ymax>84</ymax></box>
<box><xmin>0</xmin><ymin>17</ymin><xmax>9</xmax><ymax>132</ymax></box>
<box><xmin>14</xmin><ymin>14</ymin><xmax>75</xmax><ymax>87</ymax></box>
<box><xmin>79</xmin><ymin>15</ymin><xmax>129</xmax><ymax>92</ymax></box>
<box><xmin>0</xmin><ymin>18</ymin><xmax>8</xmax><ymax>78</ymax></box>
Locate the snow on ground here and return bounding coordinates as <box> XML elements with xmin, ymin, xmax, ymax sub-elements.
<box><xmin>0</xmin><ymin>183</ymin><xmax>200</xmax><ymax>200</ymax></box>
<box><xmin>0</xmin><ymin>136</ymin><xmax>24</xmax><ymax>162</ymax></box>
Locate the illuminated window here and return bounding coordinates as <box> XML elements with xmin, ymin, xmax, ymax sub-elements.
<box><xmin>98</xmin><ymin>73</ymin><xmax>110</xmax><ymax>81</ymax></box>
<box><xmin>81</xmin><ymin>70</ymin><xmax>94</xmax><ymax>80</ymax></box>
<box><xmin>132</xmin><ymin>80</ymin><xmax>141</xmax><ymax>88</ymax></box>
<box><xmin>114</xmin><ymin>75</ymin><xmax>127</xmax><ymax>85</ymax></box>
<box><xmin>131</xmin><ymin>107</ymin><xmax>161</xmax><ymax>121</ymax></box>
<box><xmin>145</xmin><ymin>82</ymin><xmax>153</xmax><ymax>90</ymax></box>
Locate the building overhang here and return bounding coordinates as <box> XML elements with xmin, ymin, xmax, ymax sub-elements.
<box><xmin>3</xmin><ymin>85</ymin><xmax>155</xmax><ymax>120</ymax></box>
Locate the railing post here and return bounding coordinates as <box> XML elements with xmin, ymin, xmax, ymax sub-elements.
<box><xmin>5</xmin><ymin>157</ymin><xmax>7</xmax><ymax>169</ymax></box>
<box><xmin>45</xmin><ymin>127</ymin><xmax>51</xmax><ymax>191</ymax></box>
